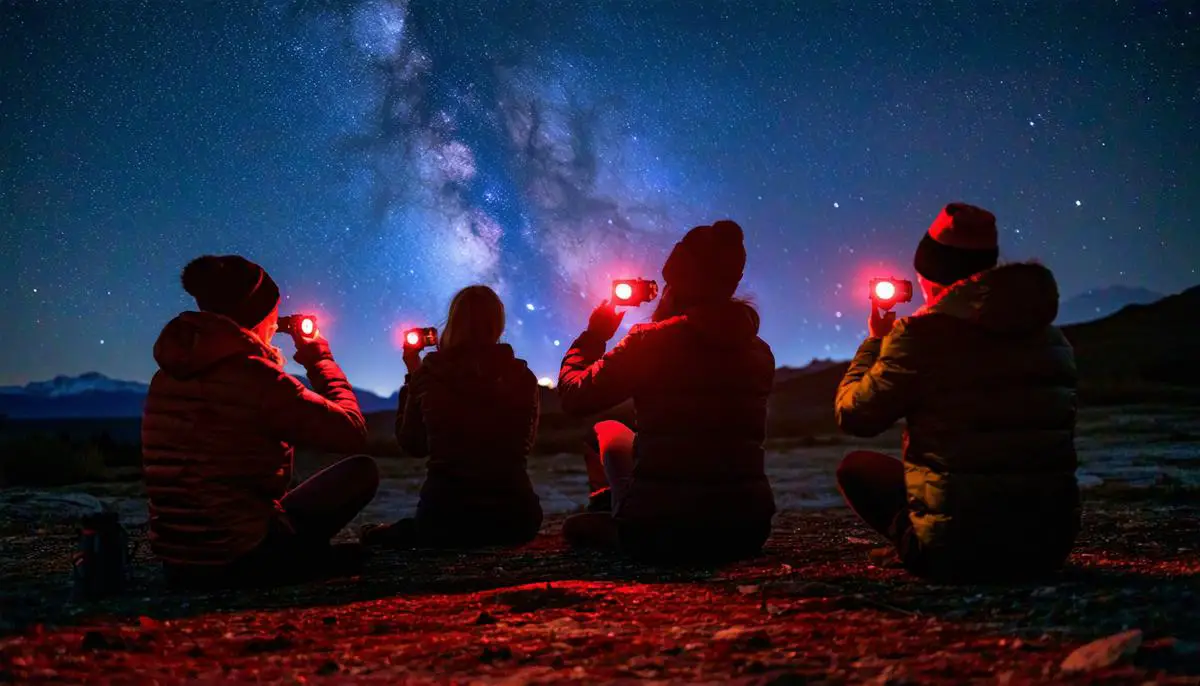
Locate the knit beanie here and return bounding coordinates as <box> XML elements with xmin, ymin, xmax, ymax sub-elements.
<box><xmin>912</xmin><ymin>203</ymin><xmax>999</xmax><ymax>286</ymax></box>
<box><xmin>180</xmin><ymin>255</ymin><xmax>281</xmax><ymax>328</ymax></box>
<box><xmin>661</xmin><ymin>220</ymin><xmax>746</xmax><ymax>301</ymax></box>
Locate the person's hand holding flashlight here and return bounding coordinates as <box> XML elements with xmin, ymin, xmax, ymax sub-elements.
<box><xmin>402</xmin><ymin>345</ymin><xmax>423</xmax><ymax>375</ymax></box>
<box><xmin>292</xmin><ymin>328</ymin><xmax>333</xmax><ymax>367</ymax></box>
<box><xmin>868</xmin><ymin>304</ymin><xmax>897</xmax><ymax>339</ymax></box>
<box><xmin>586</xmin><ymin>299</ymin><xmax>626</xmax><ymax>342</ymax></box>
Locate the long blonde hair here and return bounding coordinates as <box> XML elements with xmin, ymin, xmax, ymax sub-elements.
<box><xmin>440</xmin><ymin>285</ymin><xmax>505</xmax><ymax>351</ymax></box>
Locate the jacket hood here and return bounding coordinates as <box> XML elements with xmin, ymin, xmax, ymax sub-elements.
<box><xmin>921</xmin><ymin>262</ymin><xmax>1060</xmax><ymax>334</ymax></box>
<box><xmin>153</xmin><ymin>311</ymin><xmax>280</xmax><ymax>379</ymax></box>
<box><xmin>680</xmin><ymin>300</ymin><xmax>762</xmax><ymax>347</ymax></box>
<box><xmin>418</xmin><ymin>343</ymin><xmax>531</xmax><ymax>392</ymax></box>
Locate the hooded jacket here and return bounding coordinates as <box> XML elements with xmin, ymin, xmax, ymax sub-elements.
<box><xmin>142</xmin><ymin>312</ymin><xmax>367</xmax><ymax>567</ymax></box>
<box><xmin>836</xmin><ymin>263</ymin><xmax>1079</xmax><ymax>575</ymax></box>
<box><xmin>396</xmin><ymin>344</ymin><xmax>542</xmax><ymax>531</ymax></box>
<box><xmin>558</xmin><ymin>300</ymin><xmax>777</xmax><ymax>530</ymax></box>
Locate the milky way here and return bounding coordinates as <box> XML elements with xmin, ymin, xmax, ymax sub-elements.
<box><xmin>2</xmin><ymin>0</ymin><xmax>1197</xmax><ymax>394</ymax></box>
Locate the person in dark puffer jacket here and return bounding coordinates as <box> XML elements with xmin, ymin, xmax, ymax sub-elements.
<box><xmin>835</xmin><ymin>203</ymin><xmax>1079</xmax><ymax>582</ymax></box>
<box><xmin>361</xmin><ymin>285</ymin><xmax>543</xmax><ymax>548</ymax></box>
<box><xmin>142</xmin><ymin>255</ymin><xmax>378</xmax><ymax>588</ymax></box>
<box><xmin>557</xmin><ymin>220</ymin><xmax>777</xmax><ymax>564</ymax></box>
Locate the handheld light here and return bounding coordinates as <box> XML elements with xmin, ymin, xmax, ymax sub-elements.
<box><xmin>403</xmin><ymin>327</ymin><xmax>438</xmax><ymax>351</ymax></box>
<box><xmin>868</xmin><ymin>278</ymin><xmax>913</xmax><ymax>311</ymax></box>
<box><xmin>611</xmin><ymin>278</ymin><xmax>658</xmax><ymax>306</ymax></box>
<box><xmin>278</xmin><ymin>314</ymin><xmax>319</xmax><ymax>339</ymax></box>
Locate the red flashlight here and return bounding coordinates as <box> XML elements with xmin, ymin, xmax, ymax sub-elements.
<box><xmin>868</xmin><ymin>278</ymin><xmax>913</xmax><ymax>311</ymax></box>
<box><xmin>278</xmin><ymin>314</ymin><xmax>319</xmax><ymax>339</ymax></box>
<box><xmin>403</xmin><ymin>327</ymin><xmax>438</xmax><ymax>351</ymax></box>
<box><xmin>612</xmin><ymin>278</ymin><xmax>658</xmax><ymax>306</ymax></box>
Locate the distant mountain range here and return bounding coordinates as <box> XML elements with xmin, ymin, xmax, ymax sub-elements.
<box><xmin>763</xmin><ymin>283</ymin><xmax>1200</xmax><ymax>435</ymax></box>
<box><xmin>2</xmin><ymin>284</ymin><xmax>1194</xmax><ymax>422</ymax></box>
<box><xmin>0</xmin><ymin>373</ymin><xmax>399</xmax><ymax>420</ymax></box>
<box><xmin>1056</xmin><ymin>286</ymin><xmax>1164</xmax><ymax>325</ymax></box>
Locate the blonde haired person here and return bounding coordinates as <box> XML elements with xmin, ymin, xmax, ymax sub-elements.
<box><xmin>362</xmin><ymin>285</ymin><xmax>543</xmax><ymax>547</ymax></box>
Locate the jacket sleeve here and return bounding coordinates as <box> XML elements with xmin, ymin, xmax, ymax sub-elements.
<box><xmin>256</xmin><ymin>355</ymin><xmax>368</xmax><ymax>454</ymax></box>
<box><xmin>835</xmin><ymin>320</ymin><xmax>921</xmax><ymax>437</ymax></box>
<box><xmin>557</xmin><ymin>327</ymin><xmax>648</xmax><ymax>417</ymax></box>
<box><xmin>395</xmin><ymin>373</ymin><xmax>429</xmax><ymax>458</ymax></box>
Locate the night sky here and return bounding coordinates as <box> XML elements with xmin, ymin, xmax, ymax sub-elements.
<box><xmin>2</xmin><ymin>1</ymin><xmax>1197</xmax><ymax>395</ymax></box>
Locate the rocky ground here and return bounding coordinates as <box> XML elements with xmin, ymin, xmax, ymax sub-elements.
<box><xmin>1</xmin><ymin>498</ymin><xmax>1198</xmax><ymax>684</ymax></box>
<box><xmin>0</xmin><ymin>403</ymin><xmax>1197</xmax><ymax>683</ymax></box>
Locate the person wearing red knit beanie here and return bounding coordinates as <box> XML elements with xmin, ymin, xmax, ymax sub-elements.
<box><xmin>833</xmin><ymin>203</ymin><xmax>1080</xmax><ymax>583</ymax></box>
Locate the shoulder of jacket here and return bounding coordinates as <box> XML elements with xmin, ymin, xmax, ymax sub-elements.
<box><xmin>879</xmin><ymin>317</ymin><xmax>925</xmax><ymax>357</ymax></box>
<box><xmin>235</xmin><ymin>355</ymin><xmax>306</xmax><ymax>392</ymax></box>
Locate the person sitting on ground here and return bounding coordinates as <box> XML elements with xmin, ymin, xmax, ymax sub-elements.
<box><xmin>557</xmin><ymin>220</ymin><xmax>777</xmax><ymax>564</ymax></box>
<box><xmin>834</xmin><ymin>203</ymin><xmax>1079</xmax><ymax>582</ymax></box>
<box><xmin>142</xmin><ymin>255</ymin><xmax>378</xmax><ymax>588</ymax></box>
<box><xmin>361</xmin><ymin>285</ymin><xmax>543</xmax><ymax>548</ymax></box>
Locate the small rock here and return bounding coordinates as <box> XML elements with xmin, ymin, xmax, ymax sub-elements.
<box><xmin>480</xmin><ymin>645</ymin><xmax>513</xmax><ymax>663</ymax></box>
<box><xmin>747</xmin><ymin>634</ymin><xmax>772</xmax><ymax>650</ymax></box>
<box><xmin>81</xmin><ymin>631</ymin><xmax>125</xmax><ymax>651</ymax></box>
<box><xmin>1061</xmin><ymin>629</ymin><xmax>1143</xmax><ymax>672</ymax></box>
<box><xmin>316</xmin><ymin>660</ymin><xmax>339</xmax><ymax>675</ymax></box>
<box><xmin>737</xmin><ymin>585</ymin><xmax>759</xmax><ymax>595</ymax></box>
<box><xmin>1031</xmin><ymin>586</ymin><xmax>1058</xmax><ymax>598</ymax></box>
<box><xmin>242</xmin><ymin>634</ymin><xmax>294</xmax><ymax>655</ymax></box>
<box><xmin>474</xmin><ymin>611</ymin><xmax>498</xmax><ymax>626</ymax></box>
<box><xmin>713</xmin><ymin>625</ymin><xmax>747</xmax><ymax>641</ymax></box>
<box><xmin>321</xmin><ymin>616</ymin><xmax>337</xmax><ymax>625</ymax></box>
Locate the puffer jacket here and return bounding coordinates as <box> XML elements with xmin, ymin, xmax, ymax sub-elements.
<box><xmin>396</xmin><ymin>344</ymin><xmax>542</xmax><ymax>531</ymax></box>
<box><xmin>836</xmin><ymin>262</ymin><xmax>1079</xmax><ymax>575</ymax></box>
<box><xmin>142</xmin><ymin>312</ymin><xmax>367</xmax><ymax>567</ymax></box>
<box><xmin>558</xmin><ymin>300</ymin><xmax>777</xmax><ymax>531</ymax></box>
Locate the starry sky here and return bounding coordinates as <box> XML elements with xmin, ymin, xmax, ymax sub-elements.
<box><xmin>2</xmin><ymin>0</ymin><xmax>1197</xmax><ymax>396</ymax></box>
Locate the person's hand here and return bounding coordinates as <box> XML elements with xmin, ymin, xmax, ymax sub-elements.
<box><xmin>402</xmin><ymin>347</ymin><xmax>423</xmax><ymax>374</ymax></box>
<box><xmin>586</xmin><ymin>299</ymin><xmax>626</xmax><ymax>342</ymax></box>
<box><xmin>868</xmin><ymin>304</ymin><xmax>897</xmax><ymax>339</ymax></box>
<box><xmin>293</xmin><ymin>332</ymin><xmax>333</xmax><ymax>367</ymax></box>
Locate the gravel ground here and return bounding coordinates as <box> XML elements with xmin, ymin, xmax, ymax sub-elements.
<box><xmin>1</xmin><ymin>499</ymin><xmax>1197</xmax><ymax>684</ymax></box>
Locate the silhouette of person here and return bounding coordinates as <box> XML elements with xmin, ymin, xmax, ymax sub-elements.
<box><xmin>143</xmin><ymin>255</ymin><xmax>378</xmax><ymax>588</ymax></box>
<box><xmin>361</xmin><ymin>285</ymin><xmax>543</xmax><ymax>548</ymax></box>
<box><xmin>557</xmin><ymin>220</ymin><xmax>776</xmax><ymax>564</ymax></box>
<box><xmin>835</xmin><ymin>203</ymin><xmax>1079</xmax><ymax>582</ymax></box>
